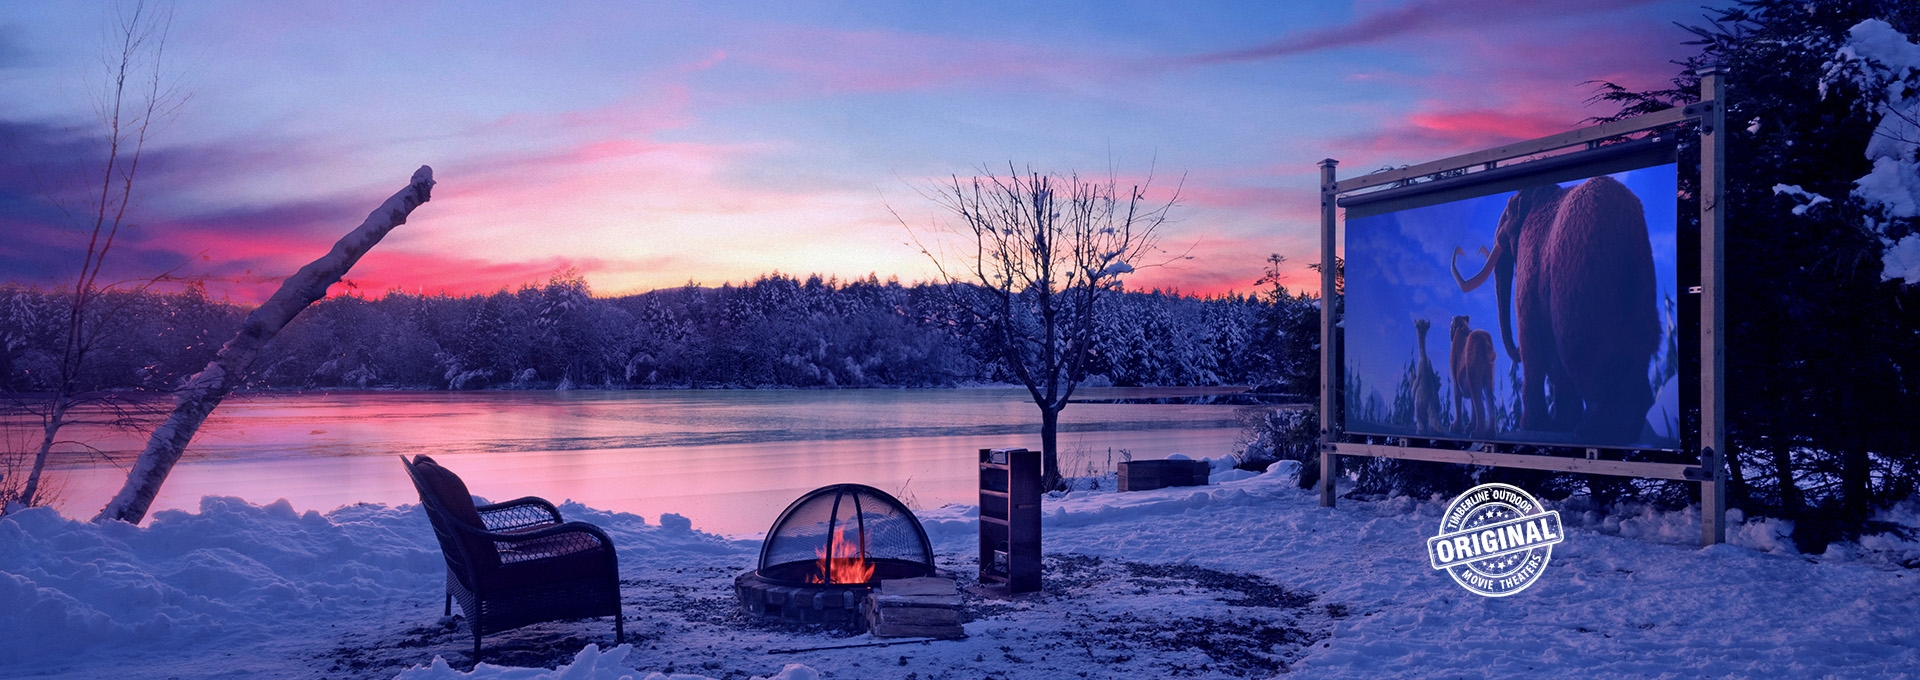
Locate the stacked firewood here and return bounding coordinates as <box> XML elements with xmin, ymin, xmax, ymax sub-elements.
<box><xmin>862</xmin><ymin>577</ymin><xmax>965</xmax><ymax>639</ymax></box>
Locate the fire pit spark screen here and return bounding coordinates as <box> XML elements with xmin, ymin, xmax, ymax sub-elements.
<box><xmin>736</xmin><ymin>484</ymin><xmax>934</xmax><ymax>628</ymax></box>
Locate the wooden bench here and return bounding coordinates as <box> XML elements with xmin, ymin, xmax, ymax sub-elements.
<box><xmin>1118</xmin><ymin>459</ymin><xmax>1212</xmax><ymax>491</ymax></box>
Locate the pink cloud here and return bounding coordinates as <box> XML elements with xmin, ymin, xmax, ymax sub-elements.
<box><xmin>917</xmin><ymin>165</ymin><xmax>1331</xmax><ymax>298</ymax></box>
<box><xmin>1452</xmin><ymin>19</ymin><xmax>1693</xmax><ymax>93</ymax></box>
<box><xmin>322</xmin><ymin>252</ymin><xmax>635</xmax><ymax>299</ymax></box>
<box><xmin>435</xmin><ymin>61</ymin><xmax>758</xmax><ymax>200</ymax></box>
<box><xmin>33</xmin><ymin>168</ymin><xmax>676</xmax><ymax>305</ymax></box>
<box><xmin>174</xmin><ymin>248</ymin><xmax>660</xmax><ymax>305</ymax></box>
<box><xmin>1117</xmin><ymin>225</ymin><xmax>1329</xmax><ymax>299</ymax></box>
<box><xmin>1179</xmin><ymin>182</ymin><xmax>1323</xmax><ymax>222</ymax></box>
<box><xmin>1347</xmin><ymin>105</ymin><xmax>1578</xmax><ymax>159</ymax></box>
<box><xmin>1323</xmin><ymin>14</ymin><xmax>1693</xmax><ymax>167</ymax></box>
<box><xmin>1184</xmin><ymin>0</ymin><xmax>1665</xmax><ymax>64</ymax></box>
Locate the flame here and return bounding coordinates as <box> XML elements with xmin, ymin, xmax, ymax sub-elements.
<box><xmin>807</xmin><ymin>525</ymin><xmax>875</xmax><ymax>584</ymax></box>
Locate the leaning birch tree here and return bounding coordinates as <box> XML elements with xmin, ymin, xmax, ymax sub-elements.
<box><xmin>906</xmin><ymin>165</ymin><xmax>1180</xmax><ymax>489</ymax></box>
<box><xmin>94</xmin><ymin>166</ymin><xmax>435</xmax><ymax>524</ymax></box>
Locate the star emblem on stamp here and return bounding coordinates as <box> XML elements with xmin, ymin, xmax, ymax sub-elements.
<box><xmin>1426</xmin><ymin>482</ymin><xmax>1564</xmax><ymax>597</ymax></box>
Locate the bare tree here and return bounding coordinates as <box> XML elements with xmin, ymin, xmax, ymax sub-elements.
<box><xmin>906</xmin><ymin>165</ymin><xmax>1181</xmax><ymax>489</ymax></box>
<box><xmin>2</xmin><ymin>0</ymin><xmax>186</xmax><ymax>511</ymax></box>
<box><xmin>95</xmin><ymin>166</ymin><xmax>435</xmax><ymax>525</ymax></box>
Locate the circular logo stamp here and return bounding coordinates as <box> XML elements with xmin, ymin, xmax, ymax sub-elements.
<box><xmin>1425</xmin><ymin>483</ymin><xmax>1563</xmax><ymax>597</ymax></box>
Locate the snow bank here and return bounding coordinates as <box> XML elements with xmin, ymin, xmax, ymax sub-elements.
<box><xmin>0</xmin><ymin>494</ymin><xmax>751</xmax><ymax>678</ymax></box>
<box><xmin>394</xmin><ymin>644</ymin><xmax>818</xmax><ymax>680</ymax></box>
<box><xmin>1038</xmin><ymin>471</ymin><xmax>1920</xmax><ymax>678</ymax></box>
<box><xmin>0</xmin><ymin>497</ymin><xmax>442</xmax><ymax>662</ymax></box>
<box><xmin>3</xmin><ymin>463</ymin><xmax>1915</xmax><ymax>678</ymax></box>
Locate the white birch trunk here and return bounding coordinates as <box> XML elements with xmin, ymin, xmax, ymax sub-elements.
<box><xmin>93</xmin><ymin>166</ymin><xmax>434</xmax><ymax>524</ymax></box>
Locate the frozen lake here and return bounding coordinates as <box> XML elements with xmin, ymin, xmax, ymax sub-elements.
<box><xmin>20</xmin><ymin>387</ymin><xmax>1262</xmax><ymax>534</ymax></box>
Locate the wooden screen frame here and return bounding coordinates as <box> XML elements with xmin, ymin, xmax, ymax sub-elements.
<box><xmin>1316</xmin><ymin>69</ymin><xmax>1728</xmax><ymax>546</ymax></box>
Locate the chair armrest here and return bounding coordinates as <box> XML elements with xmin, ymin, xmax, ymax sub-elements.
<box><xmin>491</xmin><ymin>521</ymin><xmax>614</xmax><ymax>547</ymax></box>
<box><xmin>476</xmin><ymin>496</ymin><xmax>564</xmax><ymax>532</ymax></box>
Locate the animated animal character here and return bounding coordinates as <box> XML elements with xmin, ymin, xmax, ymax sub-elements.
<box><xmin>1449</xmin><ymin>315</ymin><xmax>1496</xmax><ymax>437</ymax></box>
<box><xmin>1451</xmin><ymin>176</ymin><xmax>1659</xmax><ymax>443</ymax></box>
<box><xmin>1412</xmin><ymin>319</ymin><xmax>1445</xmax><ymax>435</ymax></box>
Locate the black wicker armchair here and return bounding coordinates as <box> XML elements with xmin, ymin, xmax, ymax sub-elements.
<box><xmin>400</xmin><ymin>455</ymin><xmax>622</xmax><ymax>661</ymax></box>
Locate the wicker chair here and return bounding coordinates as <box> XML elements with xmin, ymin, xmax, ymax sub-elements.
<box><xmin>400</xmin><ymin>455</ymin><xmax>623</xmax><ymax>661</ymax></box>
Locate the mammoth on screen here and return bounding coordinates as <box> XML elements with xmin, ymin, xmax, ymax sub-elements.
<box><xmin>1343</xmin><ymin>161</ymin><xmax>1680</xmax><ymax>450</ymax></box>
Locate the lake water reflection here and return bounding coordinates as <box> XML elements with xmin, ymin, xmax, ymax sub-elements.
<box><xmin>33</xmin><ymin>387</ymin><xmax>1258</xmax><ymax>535</ymax></box>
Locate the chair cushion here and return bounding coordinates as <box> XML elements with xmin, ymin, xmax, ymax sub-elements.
<box><xmin>411</xmin><ymin>457</ymin><xmax>487</xmax><ymax>530</ymax></box>
<box><xmin>497</xmin><ymin>531</ymin><xmax>605</xmax><ymax>564</ymax></box>
<box><xmin>483</xmin><ymin>533</ymin><xmax>613</xmax><ymax>589</ymax></box>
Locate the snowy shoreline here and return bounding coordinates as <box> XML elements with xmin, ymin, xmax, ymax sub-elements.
<box><xmin>4</xmin><ymin>468</ymin><xmax>1918</xmax><ymax>679</ymax></box>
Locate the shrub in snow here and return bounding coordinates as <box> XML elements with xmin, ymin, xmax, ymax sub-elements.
<box><xmin>1234</xmin><ymin>406</ymin><xmax>1316</xmax><ymax>480</ymax></box>
<box><xmin>1265</xmin><ymin>459</ymin><xmax>1303</xmax><ymax>483</ymax></box>
<box><xmin>1209</xmin><ymin>467</ymin><xmax>1261</xmax><ymax>484</ymax></box>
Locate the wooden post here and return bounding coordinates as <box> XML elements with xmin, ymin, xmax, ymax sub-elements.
<box><xmin>1698</xmin><ymin>68</ymin><xmax>1728</xmax><ymax>546</ymax></box>
<box><xmin>1318</xmin><ymin>158</ymin><xmax>1339</xmax><ymax>508</ymax></box>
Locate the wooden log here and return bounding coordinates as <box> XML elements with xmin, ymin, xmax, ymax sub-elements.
<box><xmin>872</xmin><ymin>606</ymin><xmax>962</xmax><ymax>625</ymax></box>
<box><xmin>879</xmin><ymin>577</ymin><xmax>961</xmax><ymax>597</ymax></box>
<box><xmin>864</xmin><ymin>577</ymin><xmax>964</xmax><ymax>639</ymax></box>
<box><xmin>867</xmin><ymin>609</ymin><xmax>964</xmax><ymax>638</ymax></box>
<box><xmin>870</xmin><ymin>622</ymin><xmax>966</xmax><ymax>638</ymax></box>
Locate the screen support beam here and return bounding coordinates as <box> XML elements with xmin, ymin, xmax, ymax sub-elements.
<box><xmin>1333</xmin><ymin>104</ymin><xmax>1700</xmax><ymax>195</ymax></box>
<box><xmin>1699</xmin><ymin>68</ymin><xmax>1728</xmax><ymax>546</ymax></box>
<box><xmin>1331</xmin><ymin>442</ymin><xmax>1705</xmax><ymax>481</ymax></box>
<box><xmin>1318</xmin><ymin>158</ymin><xmax>1339</xmax><ymax>508</ymax></box>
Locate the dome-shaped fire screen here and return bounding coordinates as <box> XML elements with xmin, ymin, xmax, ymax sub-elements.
<box><xmin>757</xmin><ymin>483</ymin><xmax>934</xmax><ymax>585</ymax></box>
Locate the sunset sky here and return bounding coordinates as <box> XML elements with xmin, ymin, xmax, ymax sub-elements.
<box><xmin>1</xmin><ymin>0</ymin><xmax>1703</xmax><ymax>303</ymax></box>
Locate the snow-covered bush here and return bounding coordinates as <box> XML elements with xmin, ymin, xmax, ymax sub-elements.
<box><xmin>1235</xmin><ymin>406</ymin><xmax>1317</xmax><ymax>484</ymax></box>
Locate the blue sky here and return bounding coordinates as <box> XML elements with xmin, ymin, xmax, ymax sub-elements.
<box><xmin>1</xmin><ymin>0</ymin><xmax>1705</xmax><ymax>301</ymax></box>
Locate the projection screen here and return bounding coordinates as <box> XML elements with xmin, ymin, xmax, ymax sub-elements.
<box><xmin>1341</xmin><ymin>143</ymin><xmax>1680</xmax><ymax>451</ymax></box>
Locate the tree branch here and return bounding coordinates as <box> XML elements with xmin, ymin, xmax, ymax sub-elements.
<box><xmin>94</xmin><ymin>166</ymin><xmax>435</xmax><ymax>524</ymax></box>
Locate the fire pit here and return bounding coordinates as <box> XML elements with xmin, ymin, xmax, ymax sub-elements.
<box><xmin>735</xmin><ymin>484</ymin><xmax>934</xmax><ymax>628</ymax></box>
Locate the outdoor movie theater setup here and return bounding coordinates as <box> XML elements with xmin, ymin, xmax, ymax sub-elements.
<box><xmin>1315</xmin><ymin>69</ymin><xmax>1731</xmax><ymax>547</ymax></box>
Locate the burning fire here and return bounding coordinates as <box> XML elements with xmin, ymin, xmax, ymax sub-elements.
<box><xmin>807</xmin><ymin>525</ymin><xmax>875</xmax><ymax>584</ymax></box>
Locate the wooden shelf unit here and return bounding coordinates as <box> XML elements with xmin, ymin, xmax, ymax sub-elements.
<box><xmin>978</xmin><ymin>447</ymin><xmax>1041</xmax><ymax>593</ymax></box>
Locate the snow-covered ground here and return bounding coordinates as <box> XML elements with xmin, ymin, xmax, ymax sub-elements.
<box><xmin>4</xmin><ymin>465</ymin><xmax>1918</xmax><ymax>679</ymax></box>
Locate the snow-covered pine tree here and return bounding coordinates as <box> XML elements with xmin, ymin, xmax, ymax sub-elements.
<box><xmin>1591</xmin><ymin>0</ymin><xmax>1920</xmax><ymax>550</ymax></box>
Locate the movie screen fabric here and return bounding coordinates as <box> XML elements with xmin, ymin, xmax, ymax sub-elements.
<box><xmin>1343</xmin><ymin>162</ymin><xmax>1679</xmax><ymax>450</ymax></box>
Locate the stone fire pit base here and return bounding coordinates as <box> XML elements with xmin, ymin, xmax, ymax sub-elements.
<box><xmin>734</xmin><ymin>570</ymin><xmax>873</xmax><ymax>629</ymax></box>
<box><xmin>735</xmin><ymin>559</ymin><xmax>935</xmax><ymax>629</ymax></box>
